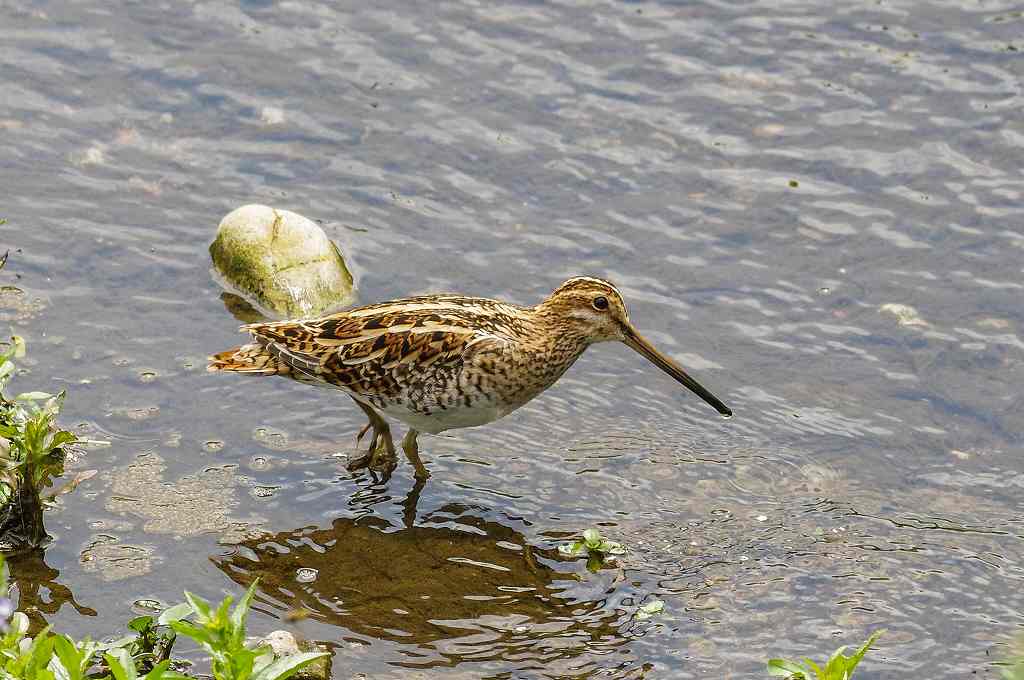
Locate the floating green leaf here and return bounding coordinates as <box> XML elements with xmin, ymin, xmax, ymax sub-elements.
<box><xmin>582</xmin><ymin>528</ymin><xmax>602</xmax><ymax>549</ymax></box>
<box><xmin>635</xmin><ymin>600</ymin><xmax>665</xmax><ymax>620</ymax></box>
<box><xmin>559</xmin><ymin>528</ymin><xmax>626</xmax><ymax>560</ymax></box>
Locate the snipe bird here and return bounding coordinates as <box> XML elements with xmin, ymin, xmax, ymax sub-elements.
<box><xmin>208</xmin><ymin>277</ymin><xmax>731</xmax><ymax>480</ymax></box>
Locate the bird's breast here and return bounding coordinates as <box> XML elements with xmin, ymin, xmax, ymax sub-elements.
<box><xmin>372</xmin><ymin>348</ymin><xmax>574</xmax><ymax>433</ymax></box>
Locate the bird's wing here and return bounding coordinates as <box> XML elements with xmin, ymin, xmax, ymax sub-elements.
<box><xmin>241</xmin><ymin>307</ymin><xmax>501</xmax><ymax>397</ymax></box>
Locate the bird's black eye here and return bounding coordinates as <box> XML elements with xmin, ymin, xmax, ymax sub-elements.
<box><xmin>593</xmin><ymin>296</ymin><xmax>609</xmax><ymax>311</ymax></box>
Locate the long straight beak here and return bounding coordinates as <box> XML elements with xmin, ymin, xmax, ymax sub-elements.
<box><xmin>622</xmin><ymin>325</ymin><xmax>732</xmax><ymax>417</ymax></box>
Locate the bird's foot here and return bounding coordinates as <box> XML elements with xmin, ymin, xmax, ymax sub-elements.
<box><xmin>347</xmin><ymin>424</ymin><xmax>397</xmax><ymax>477</ymax></box>
<box><xmin>345</xmin><ymin>448</ymin><xmax>397</xmax><ymax>477</ymax></box>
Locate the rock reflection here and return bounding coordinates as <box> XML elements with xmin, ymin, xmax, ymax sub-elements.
<box><xmin>220</xmin><ymin>292</ymin><xmax>268</xmax><ymax>324</ymax></box>
<box><xmin>214</xmin><ymin>496</ymin><xmax>636</xmax><ymax>672</ymax></box>
<box><xmin>7</xmin><ymin>549</ymin><xmax>96</xmax><ymax>632</ymax></box>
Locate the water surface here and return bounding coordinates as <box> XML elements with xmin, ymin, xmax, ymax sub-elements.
<box><xmin>1</xmin><ymin>0</ymin><xmax>1023</xmax><ymax>677</ymax></box>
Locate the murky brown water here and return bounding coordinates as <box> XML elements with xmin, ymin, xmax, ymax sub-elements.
<box><xmin>2</xmin><ymin>0</ymin><xmax>1023</xmax><ymax>677</ymax></box>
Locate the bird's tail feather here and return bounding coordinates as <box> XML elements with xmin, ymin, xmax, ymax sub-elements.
<box><xmin>207</xmin><ymin>344</ymin><xmax>285</xmax><ymax>374</ymax></box>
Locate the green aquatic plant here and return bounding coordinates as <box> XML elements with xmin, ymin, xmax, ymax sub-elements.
<box><xmin>0</xmin><ymin>554</ymin><xmax>326</xmax><ymax>679</ymax></box>
<box><xmin>635</xmin><ymin>599</ymin><xmax>665</xmax><ymax>621</ymax></box>
<box><xmin>114</xmin><ymin>610</ymin><xmax>184</xmax><ymax>674</ymax></box>
<box><xmin>558</xmin><ymin>528</ymin><xmax>626</xmax><ymax>572</ymax></box>
<box><xmin>169</xmin><ymin>582</ymin><xmax>327</xmax><ymax>680</ymax></box>
<box><xmin>102</xmin><ymin>647</ymin><xmax>187</xmax><ymax>680</ymax></box>
<box><xmin>0</xmin><ymin>336</ymin><xmax>88</xmax><ymax>547</ymax></box>
<box><xmin>558</xmin><ymin>528</ymin><xmax>625</xmax><ymax>557</ymax></box>
<box><xmin>0</xmin><ymin>553</ymin><xmax>185</xmax><ymax>679</ymax></box>
<box><xmin>767</xmin><ymin>630</ymin><xmax>884</xmax><ymax>679</ymax></box>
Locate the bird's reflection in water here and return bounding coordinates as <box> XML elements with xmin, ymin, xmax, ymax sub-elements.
<box><xmin>7</xmin><ymin>549</ymin><xmax>96</xmax><ymax>632</ymax></box>
<box><xmin>214</xmin><ymin>478</ymin><xmax>643</xmax><ymax>674</ymax></box>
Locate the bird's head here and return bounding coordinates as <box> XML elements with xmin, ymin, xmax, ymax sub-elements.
<box><xmin>539</xmin><ymin>276</ymin><xmax>631</xmax><ymax>343</ymax></box>
<box><xmin>538</xmin><ymin>276</ymin><xmax>732</xmax><ymax>417</ymax></box>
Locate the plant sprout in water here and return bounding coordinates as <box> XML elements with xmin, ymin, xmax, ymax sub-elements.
<box><xmin>635</xmin><ymin>599</ymin><xmax>665</xmax><ymax>621</ymax></box>
<box><xmin>558</xmin><ymin>528</ymin><xmax>626</xmax><ymax>572</ymax></box>
<box><xmin>558</xmin><ymin>528</ymin><xmax>626</xmax><ymax>557</ymax></box>
<box><xmin>767</xmin><ymin>630</ymin><xmax>884</xmax><ymax>679</ymax></box>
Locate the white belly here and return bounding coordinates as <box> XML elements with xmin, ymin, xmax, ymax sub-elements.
<box><xmin>376</xmin><ymin>399</ymin><xmax>511</xmax><ymax>435</ymax></box>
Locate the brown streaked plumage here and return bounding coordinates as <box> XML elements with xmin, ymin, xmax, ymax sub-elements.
<box><xmin>208</xmin><ymin>276</ymin><xmax>731</xmax><ymax>480</ymax></box>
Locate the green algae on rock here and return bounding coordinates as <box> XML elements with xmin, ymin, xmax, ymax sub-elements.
<box><xmin>210</xmin><ymin>204</ymin><xmax>355</xmax><ymax>319</ymax></box>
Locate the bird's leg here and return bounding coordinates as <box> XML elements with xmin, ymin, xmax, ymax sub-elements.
<box><xmin>354</xmin><ymin>422</ymin><xmax>371</xmax><ymax>446</ymax></box>
<box><xmin>346</xmin><ymin>398</ymin><xmax>397</xmax><ymax>475</ymax></box>
<box><xmin>401</xmin><ymin>429</ymin><xmax>430</xmax><ymax>481</ymax></box>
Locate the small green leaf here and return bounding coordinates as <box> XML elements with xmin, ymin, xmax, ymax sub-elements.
<box><xmin>824</xmin><ymin>646</ymin><xmax>850</xmax><ymax>678</ymax></box>
<box><xmin>169</xmin><ymin>620</ymin><xmax>216</xmax><ymax>649</ymax></box>
<box><xmin>181</xmin><ymin>591</ymin><xmax>213</xmax><ymax>622</ymax></box>
<box><xmin>214</xmin><ymin>592</ymin><xmax>233</xmax><ymax>623</ymax></box>
<box><xmin>844</xmin><ymin>629</ymin><xmax>884</xmax><ymax>674</ymax></box>
<box><xmin>230</xmin><ymin>580</ymin><xmax>259</xmax><ymax>631</ymax></box>
<box><xmin>93</xmin><ymin>634</ymin><xmax>136</xmax><ymax>654</ymax></box>
<box><xmin>558</xmin><ymin>540</ymin><xmax>586</xmax><ymax>557</ymax></box>
<box><xmin>127</xmin><ymin>615</ymin><xmax>154</xmax><ymax>634</ymax></box>
<box><xmin>251</xmin><ymin>651</ymin><xmax>330</xmax><ymax>680</ymax></box>
<box><xmin>157</xmin><ymin>602</ymin><xmax>194</xmax><ymax>626</ymax></box>
<box><xmin>42</xmin><ymin>391</ymin><xmax>67</xmax><ymax>418</ymax></box>
<box><xmin>142</xmin><ymin>660</ymin><xmax>190</xmax><ymax>680</ymax></box>
<box><xmin>104</xmin><ymin>649</ymin><xmax>137</xmax><ymax>680</ymax></box>
<box><xmin>51</xmin><ymin>637</ymin><xmax>79</xmax><ymax>680</ymax></box>
<box><xmin>47</xmin><ymin>430</ymin><xmax>77</xmax><ymax>451</ymax></box>
<box><xmin>635</xmin><ymin>599</ymin><xmax>665</xmax><ymax>620</ymax></box>
<box><xmin>15</xmin><ymin>391</ymin><xmax>53</xmax><ymax>402</ymax></box>
<box><xmin>11</xmin><ymin>336</ymin><xmax>25</xmax><ymax>359</ymax></box>
<box><xmin>582</xmin><ymin>528</ymin><xmax>602</xmax><ymax>549</ymax></box>
<box><xmin>597</xmin><ymin>539</ymin><xmax>625</xmax><ymax>555</ymax></box>
<box><xmin>767</xmin><ymin>658</ymin><xmax>807</xmax><ymax>678</ymax></box>
<box><xmin>801</xmin><ymin>658</ymin><xmax>823</xmax><ymax>677</ymax></box>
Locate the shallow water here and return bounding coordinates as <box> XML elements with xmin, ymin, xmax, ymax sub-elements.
<box><xmin>2</xmin><ymin>0</ymin><xmax>1023</xmax><ymax>677</ymax></box>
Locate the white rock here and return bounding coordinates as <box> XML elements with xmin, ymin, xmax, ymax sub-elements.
<box><xmin>255</xmin><ymin>631</ymin><xmax>331</xmax><ymax>680</ymax></box>
<box><xmin>210</xmin><ymin>204</ymin><xmax>356</xmax><ymax>318</ymax></box>
<box><xmin>259</xmin><ymin>630</ymin><xmax>300</xmax><ymax>657</ymax></box>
